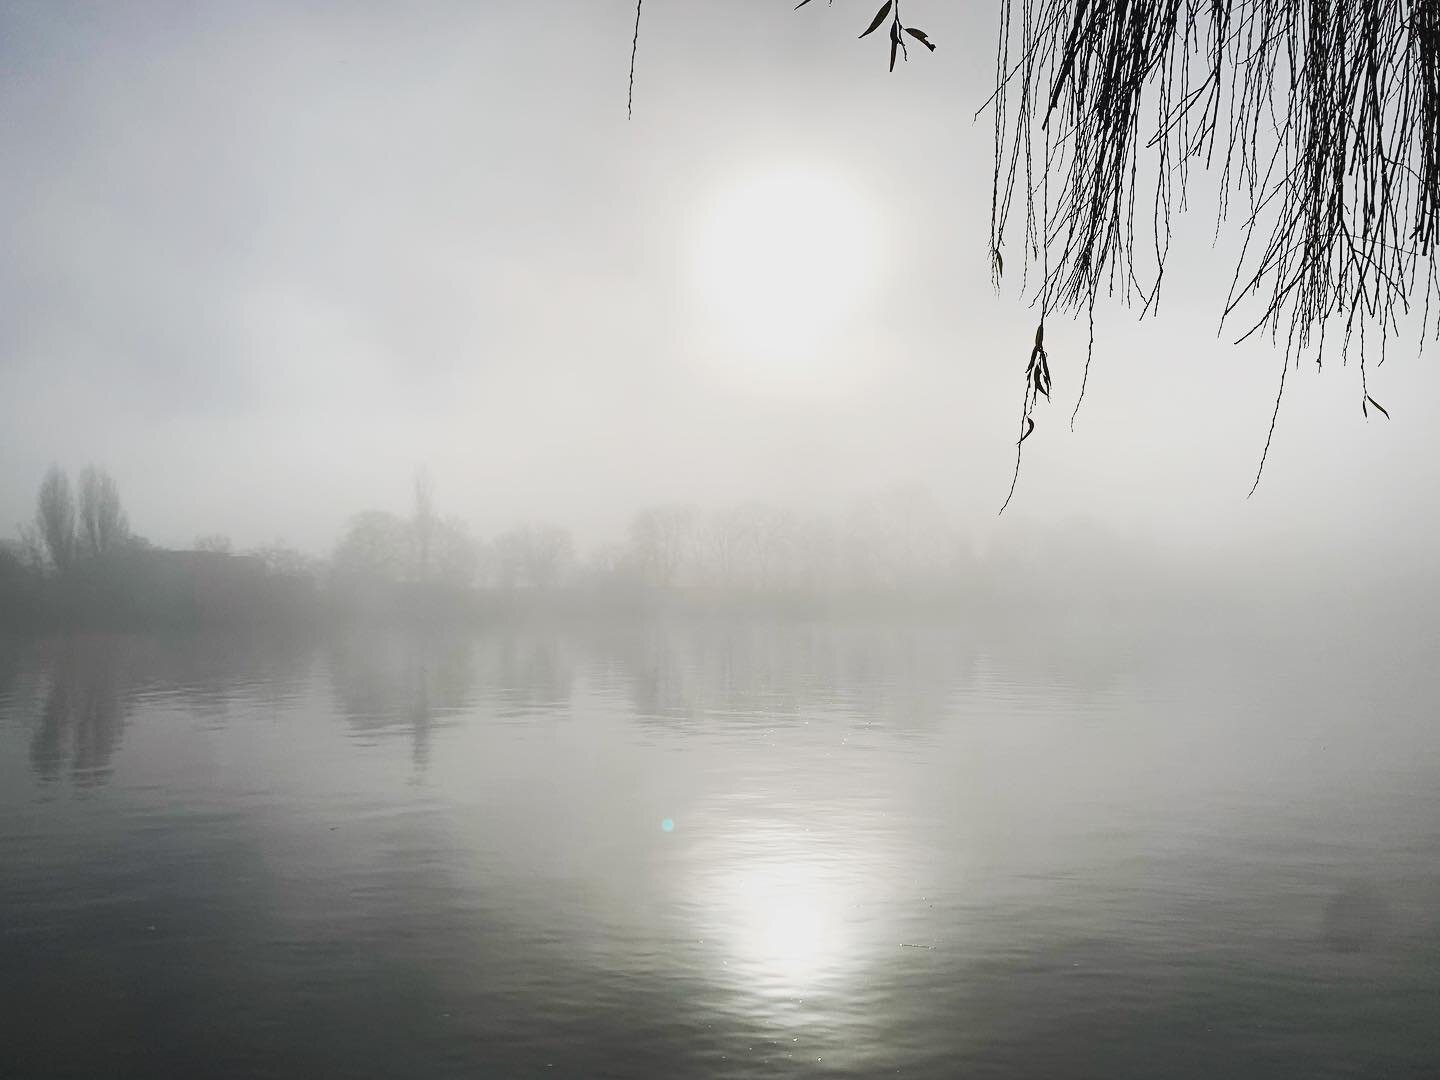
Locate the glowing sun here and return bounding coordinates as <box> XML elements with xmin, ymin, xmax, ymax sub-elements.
<box><xmin>692</xmin><ymin>166</ymin><xmax>882</xmax><ymax>388</ymax></box>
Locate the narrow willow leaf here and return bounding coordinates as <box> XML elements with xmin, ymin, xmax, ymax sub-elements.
<box><xmin>860</xmin><ymin>1</ymin><xmax>891</xmax><ymax>38</ymax></box>
<box><xmin>905</xmin><ymin>27</ymin><xmax>936</xmax><ymax>50</ymax></box>
<box><xmin>1018</xmin><ymin>416</ymin><xmax>1036</xmax><ymax>444</ymax></box>
<box><xmin>1365</xmin><ymin>394</ymin><xmax>1390</xmax><ymax>419</ymax></box>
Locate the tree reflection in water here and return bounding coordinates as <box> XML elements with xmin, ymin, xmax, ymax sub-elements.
<box><xmin>30</xmin><ymin>635</ymin><xmax>134</xmax><ymax>786</ymax></box>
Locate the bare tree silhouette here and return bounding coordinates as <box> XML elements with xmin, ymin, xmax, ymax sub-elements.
<box><xmin>77</xmin><ymin>465</ymin><xmax>130</xmax><ymax>559</ymax></box>
<box><xmin>33</xmin><ymin>467</ymin><xmax>76</xmax><ymax>575</ymax></box>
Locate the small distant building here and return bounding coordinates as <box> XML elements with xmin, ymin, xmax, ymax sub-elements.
<box><xmin>125</xmin><ymin>548</ymin><xmax>269</xmax><ymax>622</ymax></box>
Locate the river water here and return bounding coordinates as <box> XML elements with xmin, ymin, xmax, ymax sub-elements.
<box><xmin>2</xmin><ymin>614</ymin><xmax>1437</xmax><ymax>1078</ymax></box>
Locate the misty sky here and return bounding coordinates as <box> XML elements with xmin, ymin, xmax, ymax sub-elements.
<box><xmin>3</xmin><ymin>0</ymin><xmax>1438</xmax><ymax>562</ymax></box>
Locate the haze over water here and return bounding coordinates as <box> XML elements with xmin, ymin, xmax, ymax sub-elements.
<box><xmin>3</xmin><ymin>609</ymin><xmax>1438</xmax><ymax>1078</ymax></box>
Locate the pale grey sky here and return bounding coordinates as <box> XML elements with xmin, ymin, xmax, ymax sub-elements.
<box><xmin>3</xmin><ymin>0</ymin><xmax>1437</xmax><ymax>563</ymax></box>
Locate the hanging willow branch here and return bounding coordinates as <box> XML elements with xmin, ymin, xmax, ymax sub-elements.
<box><xmin>988</xmin><ymin>0</ymin><xmax>1440</xmax><ymax>504</ymax></box>
<box><xmin>626</xmin><ymin>2</ymin><xmax>1438</xmax><ymax>507</ymax></box>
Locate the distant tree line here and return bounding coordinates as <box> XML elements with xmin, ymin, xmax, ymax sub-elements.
<box><xmin>324</xmin><ymin>484</ymin><xmax>1139</xmax><ymax>609</ymax></box>
<box><xmin>3</xmin><ymin>465</ymin><xmax>1162</xmax><ymax>629</ymax></box>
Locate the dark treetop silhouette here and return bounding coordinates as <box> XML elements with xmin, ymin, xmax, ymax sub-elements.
<box><xmin>629</xmin><ymin>1</ymin><xmax>1440</xmax><ymax>509</ymax></box>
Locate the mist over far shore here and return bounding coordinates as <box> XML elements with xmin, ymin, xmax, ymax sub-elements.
<box><xmin>4</xmin><ymin>463</ymin><xmax>1434</xmax><ymax>636</ymax></box>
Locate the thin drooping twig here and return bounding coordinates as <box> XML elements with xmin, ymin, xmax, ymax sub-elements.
<box><xmin>628</xmin><ymin>0</ymin><xmax>643</xmax><ymax>120</ymax></box>
<box><xmin>1001</xmin><ymin>317</ymin><xmax>1052</xmax><ymax>513</ymax></box>
<box><xmin>1000</xmin><ymin>382</ymin><xmax>1036</xmax><ymax>515</ymax></box>
<box><xmin>1070</xmin><ymin>298</ymin><xmax>1095</xmax><ymax>430</ymax></box>
<box><xmin>1248</xmin><ymin>347</ymin><xmax>1288</xmax><ymax>498</ymax></box>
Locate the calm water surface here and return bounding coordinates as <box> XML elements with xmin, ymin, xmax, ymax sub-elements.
<box><xmin>2</xmin><ymin>615</ymin><xmax>1438</xmax><ymax>1078</ymax></box>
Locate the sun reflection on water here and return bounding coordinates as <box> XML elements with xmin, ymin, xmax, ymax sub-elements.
<box><xmin>688</xmin><ymin>826</ymin><xmax>881</xmax><ymax>1001</ymax></box>
<box><xmin>731</xmin><ymin>861</ymin><xmax>848</xmax><ymax>990</ymax></box>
